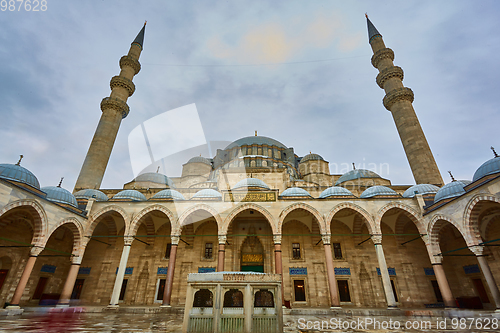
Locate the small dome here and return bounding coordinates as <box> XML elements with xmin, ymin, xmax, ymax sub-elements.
<box><xmin>335</xmin><ymin>169</ymin><xmax>381</xmax><ymax>185</ymax></box>
<box><xmin>225</xmin><ymin>136</ymin><xmax>287</xmax><ymax>150</ymax></box>
<box><xmin>319</xmin><ymin>186</ymin><xmax>355</xmax><ymax>199</ymax></box>
<box><xmin>74</xmin><ymin>189</ymin><xmax>108</xmax><ymax>201</ymax></box>
<box><xmin>134</xmin><ymin>172</ymin><xmax>175</xmax><ymax>188</ymax></box>
<box><xmin>42</xmin><ymin>186</ymin><xmax>78</xmax><ymax>208</ymax></box>
<box><xmin>0</xmin><ymin>163</ymin><xmax>40</xmax><ymax>189</ymax></box>
<box><xmin>281</xmin><ymin>187</ymin><xmax>312</xmax><ymax>198</ymax></box>
<box><xmin>434</xmin><ymin>181</ymin><xmax>469</xmax><ymax>203</ymax></box>
<box><xmin>402</xmin><ymin>184</ymin><xmax>440</xmax><ymax>198</ymax></box>
<box><xmin>151</xmin><ymin>189</ymin><xmax>185</xmax><ymax>201</ymax></box>
<box><xmin>300</xmin><ymin>153</ymin><xmax>324</xmax><ymax>163</ymax></box>
<box><xmin>473</xmin><ymin>156</ymin><xmax>500</xmax><ymax>182</ymax></box>
<box><xmin>360</xmin><ymin>186</ymin><xmax>399</xmax><ymax>199</ymax></box>
<box><xmin>113</xmin><ymin>189</ymin><xmax>146</xmax><ymax>201</ymax></box>
<box><xmin>233</xmin><ymin>178</ymin><xmax>270</xmax><ymax>190</ymax></box>
<box><xmin>192</xmin><ymin>189</ymin><xmax>222</xmax><ymax>199</ymax></box>
<box><xmin>187</xmin><ymin>156</ymin><xmax>212</xmax><ymax>166</ymax></box>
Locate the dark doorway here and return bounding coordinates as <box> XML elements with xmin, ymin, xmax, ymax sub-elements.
<box><xmin>241</xmin><ymin>265</ymin><xmax>264</xmax><ymax>273</ymax></box>
<box><xmin>240</xmin><ymin>235</ymin><xmax>264</xmax><ymax>273</ymax></box>
<box><xmin>157</xmin><ymin>279</ymin><xmax>166</xmax><ymax>300</ymax></box>
<box><xmin>0</xmin><ymin>270</ymin><xmax>8</xmax><ymax>292</ymax></box>
<box><xmin>71</xmin><ymin>279</ymin><xmax>85</xmax><ymax>299</ymax></box>
<box><xmin>294</xmin><ymin>280</ymin><xmax>306</xmax><ymax>302</ymax></box>
<box><xmin>390</xmin><ymin>280</ymin><xmax>398</xmax><ymax>302</ymax></box>
<box><xmin>472</xmin><ymin>278</ymin><xmax>490</xmax><ymax>303</ymax></box>
<box><xmin>119</xmin><ymin>279</ymin><xmax>128</xmax><ymax>301</ymax></box>
<box><xmin>431</xmin><ymin>280</ymin><xmax>443</xmax><ymax>302</ymax></box>
<box><xmin>337</xmin><ymin>280</ymin><xmax>351</xmax><ymax>302</ymax></box>
<box><xmin>33</xmin><ymin>277</ymin><xmax>48</xmax><ymax>300</ymax></box>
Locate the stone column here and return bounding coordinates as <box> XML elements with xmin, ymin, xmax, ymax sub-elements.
<box><xmin>162</xmin><ymin>235</ymin><xmax>179</xmax><ymax>306</ymax></box>
<box><xmin>57</xmin><ymin>256</ymin><xmax>82</xmax><ymax>307</ymax></box>
<box><xmin>7</xmin><ymin>246</ymin><xmax>43</xmax><ymax>308</ymax></box>
<box><xmin>273</xmin><ymin>235</ymin><xmax>284</xmax><ymax>306</ymax></box>
<box><xmin>372</xmin><ymin>235</ymin><xmax>397</xmax><ymax>308</ymax></box>
<box><xmin>424</xmin><ymin>237</ymin><xmax>455</xmax><ymax>308</ymax></box>
<box><xmin>244</xmin><ymin>284</ymin><xmax>252</xmax><ymax>333</ymax></box>
<box><xmin>322</xmin><ymin>235</ymin><xmax>340</xmax><ymax>308</ymax></box>
<box><xmin>217</xmin><ymin>235</ymin><xmax>226</xmax><ymax>272</ymax></box>
<box><xmin>109</xmin><ymin>236</ymin><xmax>134</xmax><ymax>307</ymax></box>
<box><xmin>471</xmin><ymin>246</ymin><xmax>500</xmax><ymax>309</ymax></box>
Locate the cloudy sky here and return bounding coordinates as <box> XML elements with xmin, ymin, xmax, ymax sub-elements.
<box><xmin>1</xmin><ymin>1</ymin><xmax>499</xmax><ymax>190</ymax></box>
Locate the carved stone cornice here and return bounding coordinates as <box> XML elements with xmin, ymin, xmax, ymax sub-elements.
<box><xmin>120</xmin><ymin>55</ymin><xmax>141</xmax><ymax>75</ymax></box>
<box><xmin>371</xmin><ymin>48</ymin><xmax>394</xmax><ymax>68</ymax></box>
<box><xmin>383</xmin><ymin>87</ymin><xmax>414</xmax><ymax>111</ymax></box>
<box><xmin>110</xmin><ymin>76</ymin><xmax>136</xmax><ymax>97</ymax></box>
<box><xmin>100</xmin><ymin>97</ymin><xmax>130</xmax><ymax>119</ymax></box>
<box><xmin>376</xmin><ymin>66</ymin><xmax>404</xmax><ymax>89</ymax></box>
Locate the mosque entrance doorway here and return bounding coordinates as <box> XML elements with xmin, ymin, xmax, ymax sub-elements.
<box><xmin>240</xmin><ymin>234</ymin><xmax>264</xmax><ymax>273</ymax></box>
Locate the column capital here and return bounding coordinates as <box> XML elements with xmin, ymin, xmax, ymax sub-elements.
<box><xmin>218</xmin><ymin>235</ymin><xmax>227</xmax><ymax>244</ymax></box>
<box><xmin>273</xmin><ymin>234</ymin><xmax>282</xmax><ymax>245</ymax></box>
<box><xmin>171</xmin><ymin>235</ymin><xmax>180</xmax><ymax>245</ymax></box>
<box><xmin>371</xmin><ymin>234</ymin><xmax>382</xmax><ymax>245</ymax></box>
<box><xmin>71</xmin><ymin>256</ymin><xmax>83</xmax><ymax>265</ymax></box>
<box><xmin>124</xmin><ymin>236</ymin><xmax>134</xmax><ymax>246</ymax></box>
<box><xmin>322</xmin><ymin>234</ymin><xmax>331</xmax><ymax>245</ymax></box>
<box><xmin>469</xmin><ymin>245</ymin><xmax>485</xmax><ymax>256</ymax></box>
<box><xmin>30</xmin><ymin>246</ymin><xmax>44</xmax><ymax>256</ymax></box>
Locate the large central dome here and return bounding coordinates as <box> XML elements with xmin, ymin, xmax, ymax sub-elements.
<box><xmin>225</xmin><ymin>136</ymin><xmax>287</xmax><ymax>150</ymax></box>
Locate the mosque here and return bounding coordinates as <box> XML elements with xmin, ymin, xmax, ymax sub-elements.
<box><xmin>1</xmin><ymin>18</ymin><xmax>500</xmax><ymax>313</ymax></box>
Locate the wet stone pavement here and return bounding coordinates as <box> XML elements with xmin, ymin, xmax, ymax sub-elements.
<box><xmin>2</xmin><ymin>310</ymin><xmax>500</xmax><ymax>332</ymax></box>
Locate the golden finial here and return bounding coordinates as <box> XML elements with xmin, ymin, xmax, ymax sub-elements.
<box><xmin>448</xmin><ymin>171</ymin><xmax>455</xmax><ymax>182</ymax></box>
<box><xmin>310</xmin><ymin>151</ymin><xmax>312</xmax><ymax>154</ymax></box>
<box><xmin>352</xmin><ymin>163</ymin><xmax>356</xmax><ymax>170</ymax></box>
<box><xmin>58</xmin><ymin>177</ymin><xmax>64</xmax><ymax>188</ymax></box>
<box><xmin>492</xmin><ymin>146</ymin><xmax>498</xmax><ymax>158</ymax></box>
<box><xmin>365</xmin><ymin>13</ymin><xmax>368</xmax><ymax>19</ymax></box>
<box><xmin>156</xmin><ymin>166</ymin><xmax>160</xmax><ymax>173</ymax></box>
<box><xmin>144</xmin><ymin>21</ymin><xmax>147</xmax><ymax>26</ymax></box>
<box><xmin>255</xmin><ymin>130</ymin><xmax>257</xmax><ymax>136</ymax></box>
<box><xmin>15</xmin><ymin>155</ymin><xmax>23</xmax><ymax>166</ymax></box>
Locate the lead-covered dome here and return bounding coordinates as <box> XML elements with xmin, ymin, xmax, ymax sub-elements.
<box><xmin>300</xmin><ymin>153</ymin><xmax>324</xmax><ymax>163</ymax></box>
<box><xmin>42</xmin><ymin>186</ymin><xmax>78</xmax><ymax>208</ymax></box>
<box><xmin>319</xmin><ymin>186</ymin><xmax>355</xmax><ymax>199</ymax></box>
<box><xmin>232</xmin><ymin>178</ymin><xmax>270</xmax><ymax>190</ymax></box>
<box><xmin>434</xmin><ymin>180</ymin><xmax>470</xmax><ymax>203</ymax></box>
<box><xmin>281</xmin><ymin>187</ymin><xmax>312</xmax><ymax>198</ymax></box>
<box><xmin>113</xmin><ymin>189</ymin><xmax>146</xmax><ymax>201</ymax></box>
<box><xmin>134</xmin><ymin>172</ymin><xmax>175</xmax><ymax>188</ymax></box>
<box><xmin>473</xmin><ymin>155</ymin><xmax>500</xmax><ymax>182</ymax></box>
<box><xmin>74</xmin><ymin>189</ymin><xmax>108</xmax><ymax>201</ymax></box>
<box><xmin>191</xmin><ymin>189</ymin><xmax>222</xmax><ymax>199</ymax></box>
<box><xmin>151</xmin><ymin>189</ymin><xmax>185</xmax><ymax>201</ymax></box>
<box><xmin>0</xmin><ymin>163</ymin><xmax>40</xmax><ymax>190</ymax></box>
<box><xmin>335</xmin><ymin>169</ymin><xmax>381</xmax><ymax>185</ymax></box>
<box><xmin>225</xmin><ymin>136</ymin><xmax>287</xmax><ymax>150</ymax></box>
<box><xmin>360</xmin><ymin>186</ymin><xmax>399</xmax><ymax>199</ymax></box>
<box><xmin>187</xmin><ymin>156</ymin><xmax>212</xmax><ymax>166</ymax></box>
<box><xmin>402</xmin><ymin>184</ymin><xmax>440</xmax><ymax>198</ymax></box>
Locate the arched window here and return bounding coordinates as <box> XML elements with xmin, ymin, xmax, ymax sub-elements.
<box><xmin>223</xmin><ymin>289</ymin><xmax>243</xmax><ymax>307</ymax></box>
<box><xmin>193</xmin><ymin>289</ymin><xmax>213</xmax><ymax>307</ymax></box>
<box><xmin>254</xmin><ymin>290</ymin><xmax>274</xmax><ymax>308</ymax></box>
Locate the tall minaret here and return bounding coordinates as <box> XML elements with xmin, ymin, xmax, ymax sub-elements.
<box><xmin>74</xmin><ymin>23</ymin><xmax>146</xmax><ymax>191</ymax></box>
<box><xmin>367</xmin><ymin>16</ymin><xmax>443</xmax><ymax>186</ymax></box>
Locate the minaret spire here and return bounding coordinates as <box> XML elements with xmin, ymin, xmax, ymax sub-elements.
<box><xmin>367</xmin><ymin>16</ymin><xmax>443</xmax><ymax>186</ymax></box>
<box><xmin>74</xmin><ymin>24</ymin><xmax>146</xmax><ymax>191</ymax></box>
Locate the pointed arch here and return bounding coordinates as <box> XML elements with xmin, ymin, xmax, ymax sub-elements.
<box><xmin>222</xmin><ymin>203</ymin><xmax>276</xmax><ymax>235</ymax></box>
<box><xmin>0</xmin><ymin>199</ymin><xmax>47</xmax><ymax>247</ymax></box>
<box><xmin>86</xmin><ymin>205</ymin><xmax>129</xmax><ymax>238</ymax></box>
<box><xmin>176</xmin><ymin>204</ymin><xmax>222</xmax><ymax>235</ymax></box>
<box><xmin>325</xmin><ymin>202</ymin><xmax>376</xmax><ymax>234</ymax></box>
<box><xmin>463</xmin><ymin>194</ymin><xmax>500</xmax><ymax>245</ymax></box>
<box><xmin>44</xmin><ymin>217</ymin><xmax>84</xmax><ymax>256</ymax></box>
<box><xmin>428</xmin><ymin>214</ymin><xmax>473</xmax><ymax>257</ymax></box>
<box><xmin>128</xmin><ymin>205</ymin><xmax>176</xmax><ymax>236</ymax></box>
<box><xmin>278</xmin><ymin>203</ymin><xmax>325</xmax><ymax>234</ymax></box>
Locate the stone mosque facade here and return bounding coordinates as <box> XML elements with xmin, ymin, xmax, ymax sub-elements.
<box><xmin>1</xmin><ymin>18</ymin><xmax>500</xmax><ymax>312</ymax></box>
